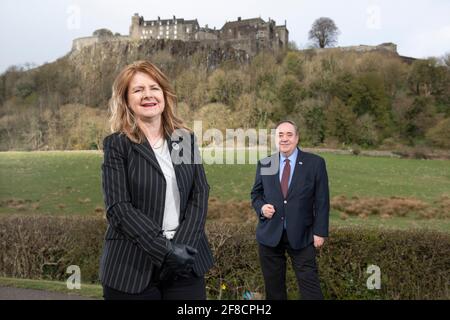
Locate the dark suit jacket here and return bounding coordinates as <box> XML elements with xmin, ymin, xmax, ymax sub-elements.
<box><xmin>251</xmin><ymin>148</ymin><xmax>330</xmax><ymax>250</ymax></box>
<box><xmin>99</xmin><ymin>131</ymin><xmax>214</xmax><ymax>294</ymax></box>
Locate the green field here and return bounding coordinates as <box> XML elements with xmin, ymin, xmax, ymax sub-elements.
<box><xmin>204</xmin><ymin>152</ymin><xmax>450</xmax><ymax>202</ymax></box>
<box><xmin>1</xmin><ymin>150</ymin><xmax>449</xmax><ymax>231</ymax></box>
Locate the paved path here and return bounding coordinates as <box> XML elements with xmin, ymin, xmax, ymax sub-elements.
<box><xmin>0</xmin><ymin>286</ymin><xmax>98</xmax><ymax>300</ymax></box>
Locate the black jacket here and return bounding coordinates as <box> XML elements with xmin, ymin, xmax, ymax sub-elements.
<box><xmin>99</xmin><ymin>131</ymin><xmax>213</xmax><ymax>294</ymax></box>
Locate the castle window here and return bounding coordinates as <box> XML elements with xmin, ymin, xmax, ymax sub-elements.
<box><xmin>151</xmin><ymin>22</ymin><xmax>154</xmax><ymax>26</ymax></box>
<box><xmin>174</xmin><ymin>30</ymin><xmax>177</xmax><ymax>35</ymax></box>
<box><xmin>166</xmin><ymin>25</ymin><xmax>169</xmax><ymax>30</ymax></box>
<box><xmin>157</xmin><ymin>35</ymin><xmax>160</xmax><ymax>39</ymax></box>
<box><xmin>144</xmin><ymin>22</ymin><xmax>147</xmax><ymax>26</ymax></box>
<box><xmin>150</xmin><ymin>30</ymin><xmax>153</xmax><ymax>34</ymax></box>
<box><xmin>174</xmin><ymin>35</ymin><xmax>177</xmax><ymax>39</ymax></box>
<box><xmin>186</xmin><ymin>28</ymin><xmax>190</xmax><ymax>33</ymax></box>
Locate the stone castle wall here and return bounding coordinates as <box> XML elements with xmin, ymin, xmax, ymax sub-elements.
<box><xmin>313</xmin><ymin>43</ymin><xmax>398</xmax><ymax>54</ymax></box>
<box><xmin>72</xmin><ymin>35</ymin><xmax>130</xmax><ymax>51</ymax></box>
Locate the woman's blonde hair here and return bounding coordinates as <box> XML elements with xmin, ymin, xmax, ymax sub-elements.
<box><xmin>109</xmin><ymin>60</ymin><xmax>190</xmax><ymax>143</ymax></box>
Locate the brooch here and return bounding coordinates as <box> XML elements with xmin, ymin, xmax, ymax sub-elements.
<box><xmin>172</xmin><ymin>142</ymin><xmax>180</xmax><ymax>150</ymax></box>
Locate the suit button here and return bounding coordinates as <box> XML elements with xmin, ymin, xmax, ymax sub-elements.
<box><xmin>281</xmin><ymin>217</ymin><xmax>284</xmax><ymax>220</ymax></box>
<box><xmin>284</xmin><ymin>200</ymin><xmax>287</xmax><ymax>204</ymax></box>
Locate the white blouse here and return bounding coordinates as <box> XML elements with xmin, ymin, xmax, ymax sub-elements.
<box><xmin>152</xmin><ymin>139</ymin><xmax>180</xmax><ymax>240</ymax></box>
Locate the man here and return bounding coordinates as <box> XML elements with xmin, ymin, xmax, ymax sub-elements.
<box><xmin>250</xmin><ymin>120</ymin><xmax>330</xmax><ymax>300</ymax></box>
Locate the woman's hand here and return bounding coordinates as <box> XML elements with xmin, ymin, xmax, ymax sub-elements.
<box><xmin>159</xmin><ymin>241</ymin><xmax>198</xmax><ymax>281</ymax></box>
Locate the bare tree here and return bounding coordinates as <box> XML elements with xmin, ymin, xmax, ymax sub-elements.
<box><xmin>443</xmin><ymin>52</ymin><xmax>450</xmax><ymax>68</ymax></box>
<box><xmin>308</xmin><ymin>17</ymin><xmax>340</xmax><ymax>48</ymax></box>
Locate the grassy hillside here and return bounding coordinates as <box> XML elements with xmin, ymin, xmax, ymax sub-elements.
<box><xmin>1</xmin><ymin>48</ymin><xmax>449</xmax><ymax>151</ymax></box>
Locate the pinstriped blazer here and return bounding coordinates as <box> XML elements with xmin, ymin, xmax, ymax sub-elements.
<box><xmin>99</xmin><ymin>131</ymin><xmax>214</xmax><ymax>294</ymax></box>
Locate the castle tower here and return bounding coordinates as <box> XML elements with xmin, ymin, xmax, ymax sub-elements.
<box><xmin>130</xmin><ymin>13</ymin><xmax>142</xmax><ymax>39</ymax></box>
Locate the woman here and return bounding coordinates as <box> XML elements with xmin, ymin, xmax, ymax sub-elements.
<box><xmin>100</xmin><ymin>60</ymin><xmax>213</xmax><ymax>300</ymax></box>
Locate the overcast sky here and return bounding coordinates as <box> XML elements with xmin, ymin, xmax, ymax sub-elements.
<box><xmin>1</xmin><ymin>0</ymin><xmax>449</xmax><ymax>73</ymax></box>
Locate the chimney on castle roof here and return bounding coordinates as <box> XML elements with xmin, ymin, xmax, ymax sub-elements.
<box><xmin>205</xmin><ymin>24</ymin><xmax>208</xmax><ymax>29</ymax></box>
<box><xmin>173</xmin><ymin>15</ymin><xmax>176</xmax><ymax>21</ymax></box>
<box><xmin>158</xmin><ymin>16</ymin><xmax>160</xmax><ymax>21</ymax></box>
<box><xmin>238</xmin><ymin>17</ymin><xmax>241</xmax><ymax>21</ymax></box>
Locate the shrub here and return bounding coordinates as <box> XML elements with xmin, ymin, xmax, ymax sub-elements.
<box><xmin>330</xmin><ymin>195</ymin><xmax>450</xmax><ymax>219</ymax></box>
<box><xmin>426</xmin><ymin>118</ymin><xmax>450</xmax><ymax>149</ymax></box>
<box><xmin>325</xmin><ymin>97</ymin><xmax>358</xmax><ymax>145</ymax></box>
<box><xmin>0</xmin><ymin>215</ymin><xmax>448</xmax><ymax>299</ymax></box>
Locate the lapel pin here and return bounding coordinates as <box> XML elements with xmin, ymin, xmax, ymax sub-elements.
<box><xmin>299</xmin><ymin>161</ymin><xmax>303</xmax><ymax>165</ymax></box>
<box><xmin>172</xmin><ymin>142</ymin><xmax>180</xmax><ymax>150</ymax></box>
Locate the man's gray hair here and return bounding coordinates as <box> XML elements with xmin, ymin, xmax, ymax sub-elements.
<box><xmin>275</xmin><ymin>120</ymin><xmax>299</xmax><ymax>136</ymax></box>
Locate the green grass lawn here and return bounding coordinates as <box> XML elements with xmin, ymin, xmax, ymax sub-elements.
<box><xmin>204</xmin><ymin>152</ymin><xmax>450</xmax><ymax>202</ymax></box>
<box><xmin>1</xmin><ymin>150</ymin><xmax>449</xmax><ymax>231</ymax></box>
<box><xmin>0</xmin><ymin>151</ymin><xmax>104</xmax><ymax>215</ymax></box>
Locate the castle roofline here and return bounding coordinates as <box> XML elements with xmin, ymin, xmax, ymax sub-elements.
<box><xmin>222</xmin><ymin>17</ymin><xmax>266</xmax><ymax>28</ymax></box>
<box><xmin>198</xmin><ymin>27</ymin><xmax>219</xmax><ymax>33</ymax></box>
<box><xmin>140</xmin><ymin>16</ymin><xmax>199</xmax><ymax>26</ymax></box>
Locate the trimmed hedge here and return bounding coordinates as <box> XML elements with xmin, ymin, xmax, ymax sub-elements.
<box><xmin>0</xmin><ymin>215</ymin><xmax>448</xmax><ymax>299</ymax></box>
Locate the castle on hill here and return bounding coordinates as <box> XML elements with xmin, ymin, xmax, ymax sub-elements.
<box><xmin>73</xmin><ymin>14</ymin><xmax>289</xmax><ymax>55</ymax></box>
<box><xmin>72</xmin><ymin>14</ymin><xmax>406</xmax><ymax>61</ymax></box>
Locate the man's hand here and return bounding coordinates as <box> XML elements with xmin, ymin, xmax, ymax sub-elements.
<box><xmin>313</xmin><ymin>235</ymin><xmax>325</xmax><ymax>248</ymax></box>
<box><xmin>261</xmin><ymin>204</ymin><xmax>276</xmax><ymax>219</ymax></box>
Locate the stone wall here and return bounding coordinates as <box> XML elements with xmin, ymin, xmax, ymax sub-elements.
<box><xmin>313</xmin><ymin>43</ymin><xmax>398</xmax><ymax>54</ymax></box>
<box><xmin>72</xmin><ymin>35</ymin><xmax>130</xmax><ymax>51</ymax></box>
